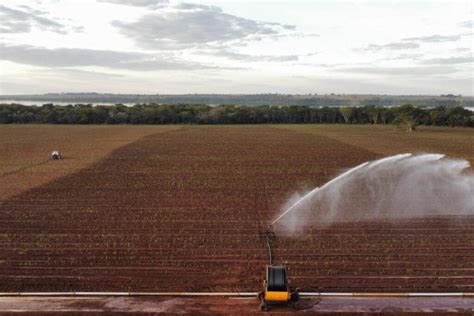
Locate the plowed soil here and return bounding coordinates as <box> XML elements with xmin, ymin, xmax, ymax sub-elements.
<box><xmin>1</xmin><ymin>125</ymin><xmax>473</xmax><ymax>293</ymax></box>
<box><xmin>0</xmin><ymin>125</ymin><xmax>176</xmax><ymax>202</ymax></box>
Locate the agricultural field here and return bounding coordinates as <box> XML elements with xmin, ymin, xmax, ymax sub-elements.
<box><xmin>0</xmin><ymin>125</ymin><xmax>176</xmax><ymax>202</ymax></box>
<box><xmin>0</xmin><ymin>125</ymin><xmax>473</xmax><ymax>293</ymax></box>
<box><xmin>282</xmin><ymin>125</ymin><xmax>474</xmax><ymax>166</ymax></box>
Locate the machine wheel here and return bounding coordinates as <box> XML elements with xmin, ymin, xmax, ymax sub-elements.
<box><xmin>290</xmin><ymin>291</ymin><xmax>299</xmax><ymax>302</ymax></box>
<box><xmin>259</xmin><ymin>302</ymin><xmax>270</xmax><ymax>311</ymax></box>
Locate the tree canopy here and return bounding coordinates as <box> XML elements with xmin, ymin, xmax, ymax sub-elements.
<box><xmin>0</xmin><ymin>103</ymin><xmax>472</xmax><ymax>128</ymax></box>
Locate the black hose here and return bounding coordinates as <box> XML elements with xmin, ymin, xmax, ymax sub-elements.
<box><xmin>260</xmin><ymin>226</ymin><xmax>275</xmax><ymax>266</ymax></box>
<box><xmin>266</xmin><ymin>234</ymin><xmax>272</xmax><ymax>265</ymax></box>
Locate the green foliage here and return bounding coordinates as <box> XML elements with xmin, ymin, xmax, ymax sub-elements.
<box><xmin>0</xmin><ymin>103</ymin><xmax>472</xmax><ymax>127</ymax></box>
<box><xmin>339</xmin><ymin>107</ymin><xmax>354</xmax><ymax>123</ymax></box>
<box><xmin>393</xmin><ymin>104</ymin><xmax>426</xmax><ymax>131</ymax></box>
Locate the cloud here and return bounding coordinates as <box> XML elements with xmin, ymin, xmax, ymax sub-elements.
<box><xmin>97</xmin><ymin>0</ymin><xmax>168</xmax><ymax>8</ymax></box>
<box><xmin>420</xmin><ymin>56</ymin><xmax>474</xmax><ymax>65</ymax></box>
<box><xmin>391</xmin><ymin>53</ymin><xmax>423</xmax><ymax>60</ymax></box>
<box><xmin>205</xmin><ymin>49</ymin><xmax>298</xmax><ymax>62</ymax></box>
<box><xmin>0</xmin><ymin>4</ymin><xmax>75</xmax><ymax>34</ymax></box>
<box><xmin>174</xmin><ymin>2</ymin><xmax>219</xmax><ymax>11</ymax></box>
<box><xmin>359</xmin><ymin>42</ymin><xmax>419</xmax><ymax>52</ymax></box>
<box><xmin>335</xmin><ymin>66</ymin><xmax>459</xmax><ymax>76</ymax></box>
<box><xmin>111</xmin><ymin>2</ymin><xmax>296</xmax><ymax>50</ymax></box>
<box><xmin>48</xmin><ymin>68</ymin><xmax>125</xmax><ymax>79</ymax></box>
<box><xmin>402</xmin><ymin>34</ymin><xmax>461</xmax><ymax>42</ymax></box>
<box><xmin>0</xmin><ymin>44</ymin><xmax>216</xmax><ymax>71</ymax></box>
<box><xmin>375</xmin><ymin>53</ymin><xmax>423</xmax><ymax>62</ymax></box>
<box><xmin>458</xmin><ymin>20</ymin><xmax>474</xmax><ymax>28</ymax></box>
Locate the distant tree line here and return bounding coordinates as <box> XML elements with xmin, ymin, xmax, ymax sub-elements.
<box><xmin>0</xmin><ymin>103</ymin><xmax>472</xmax><ymax>128</ymax></box>
<box><xmin>2</xmin><ymin>93</ymin><xmax>473</xmax><ymax>107</ymax></box>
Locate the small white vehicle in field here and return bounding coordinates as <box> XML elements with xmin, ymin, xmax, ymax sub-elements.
<box><xmin>51</xmin><ymin>150</ymin><xmax>62</xmax><ymax>160</ymax></box>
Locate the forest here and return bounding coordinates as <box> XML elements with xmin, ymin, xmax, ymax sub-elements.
<box><xmin>0</xmin><ymin>103</ymin><xmax>472</xmax><ymax>129</ymax></box>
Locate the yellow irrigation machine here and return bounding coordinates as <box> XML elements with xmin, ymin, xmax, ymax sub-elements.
<box><xmin>258</xmin><ymin>265</ymin><xmax>299</xmax><ymax>311</ymax></box>
<box><xmin>258</xmin><ymin>227</ymin><xmax>319</xmax><ymax>311</ymax></box>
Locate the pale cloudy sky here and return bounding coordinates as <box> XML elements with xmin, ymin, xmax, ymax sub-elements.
<box><xmin>0</xmin><ymin>0</ymin><xmax>473</xmax><ymax>95</ymax></box>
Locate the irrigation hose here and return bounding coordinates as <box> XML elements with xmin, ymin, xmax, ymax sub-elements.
<box><xmin>260</xmin><ymin>226</ymin><xmax>275</xmax><ymax>265</ymax></box>
<box><xmin>266</xmin><ymin>232</ymin><xmax>272</xmax><ymax>265</ymax></box>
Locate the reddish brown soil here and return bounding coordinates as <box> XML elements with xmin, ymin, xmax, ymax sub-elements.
<box><xmin>281</xmin><ymin>125</ymin><xmax>474</xmax><ymax>166</ymax></box>
<box><xmin>0</xmin><ymin>125</ymin><xmax>473</xmax><ymax>294</ymax></box>
<box><xmin>0</xmin><ymin>125</ymin><xmax>175</xmax><ymax>202</ymax></box>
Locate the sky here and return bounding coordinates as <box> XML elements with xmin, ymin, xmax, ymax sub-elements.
<box><xmin>0</xmin><ymin>0</ymin><xmax>473</xmax><ymax>95</ymax></box>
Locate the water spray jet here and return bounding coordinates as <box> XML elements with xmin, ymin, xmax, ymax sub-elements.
<box><xmin>270</xmin><ymin>159</ymin><xmax>374</xmax><ymax>227</ymax></box>
<box><xmin>270</xmin><ymin>152</ymin><xmax>473</xmax><ymax>230</ymax></box>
